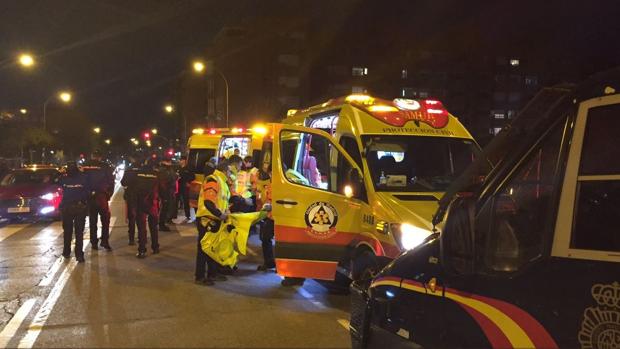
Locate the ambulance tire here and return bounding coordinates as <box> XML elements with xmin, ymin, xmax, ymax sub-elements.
<box><xmin>351</xmin><ymin>251</ymin><xmax>378</xmax><ymax>288</ymax></box>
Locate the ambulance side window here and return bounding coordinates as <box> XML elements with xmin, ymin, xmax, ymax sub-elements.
<box><xmin>571</xmin><ymin>104</ymin><xmax>620</xmax><ymax>252</ymax></box>
<box><xmin>339</xmin><ymin>136</ymin><xmax>363</xmax><ymax>169</ymax></box>
<box><xmin>478</xmin><ymin>118</ymin><xmax>566</xmax><ymax>273</ymax></box>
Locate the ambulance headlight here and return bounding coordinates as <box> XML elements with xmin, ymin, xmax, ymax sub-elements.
<box><xmin>392</xmin><ymin>223</ymin><xmax>431</xmax><ymax>250</ymax></box>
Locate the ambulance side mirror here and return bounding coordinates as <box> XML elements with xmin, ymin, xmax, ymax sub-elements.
<box><xmin>440</xmin><ymin>196</ymin><xmax>476</xmax><ymax>276</ymax></box>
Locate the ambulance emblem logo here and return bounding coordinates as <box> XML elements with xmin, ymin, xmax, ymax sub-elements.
<box><xmin>304</xmin><ymin>202</ymin><xmax>338</xmax><ymax>239</ymax></box>
<box><xmin>578</xmin><ymin>281</ymin><xmax>620</xmax><ymax>349</ymax></box>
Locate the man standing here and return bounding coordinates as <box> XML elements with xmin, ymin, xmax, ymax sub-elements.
<box><xmin>82</xmin><ymin>150</ymin><xmax>115</xmax><ymax>251</ymax></box>
<box><xmin>59</xmin><ymin>161</ymin><xmax>90</xmax><ymax>263</ymax></box>
<box><xmin>131</xmin><ymin>159</ymin><xmax>164</xmax><ymax>258</ymax></box>
<box><xmin>256</xmin><ymin>162</ymin><xmax>275</xmax><ymax>271</ymax></box>
<box><xmin>158</xmin><ymin>156</ymin><xmax>177</xmax><ymax>232</ymax></box>
<box><xmin>195</xmin><ymin>160</ymin><xmax>231</xmax><ymax>285</ymax></box>
<box><xmin>176</xmin><ymin>156</ymin><xmax>195</xmax><ymax>223</ymax></box>
<box><xmin>121</xmin><ymin>159</ymin><xmax>139</xmax><ymax>245</ymax></box>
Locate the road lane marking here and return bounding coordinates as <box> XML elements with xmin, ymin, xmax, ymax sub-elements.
<box><xmin>246</xmin><ymin>247</ymin><xmax>258</xmax><ymax>257</ymax></box>
<box><xmin>0</xmin><ymin>224</ymin><xmax>29</xmax><ymax>243</ymax></box>
<box><xmin>337</xmin><ymin>318</ymin><xmax>350</xmax><ymax>330</ymax></box>
<box><xmin>296</xmin><ymin>286</ymin><xmax>327</xmax><ymax>309</ymax></box>
<box><xmin>0</xmin><ymin>299</ymin><xmax>37</xmax><ymax>349</ymax></box>
<box><xmin>37</xmin><ymin>257</ymin><xmax>65</xmax><ymax>287</ymax></box>
<box><xmin>17</xmin><ymin>260</ymin><xmax>78</xmax><ymax>349</ymax></box>
<box><xmin>29</xmin><ymin>222</ymin><xmax>62</xmax><ymax>241</ymax></box>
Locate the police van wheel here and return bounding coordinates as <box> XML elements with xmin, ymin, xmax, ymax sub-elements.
<box><xmin>351</xmin><ymin>251</ymin><xmax>378</xmax><ymax>288</ymax></box>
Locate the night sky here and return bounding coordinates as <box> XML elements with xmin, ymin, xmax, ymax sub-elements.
<box><xmin>1</xmin><ymin>0</ymin><xmax>619</xmax><ymax>141</ymax></box>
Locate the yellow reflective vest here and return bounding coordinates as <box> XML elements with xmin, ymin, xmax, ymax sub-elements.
<box><xmin>196</xmin><ymin>170</ymin><xmax>230</xmax><ymax>219</ymax></box>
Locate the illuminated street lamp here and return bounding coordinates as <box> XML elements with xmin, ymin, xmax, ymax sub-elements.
<box><xmin>151</xmin><ymin>128</ymin><xmax>158</xmax><ymax>135</ymax></box>
<box><xmin>59</xmin><ymin>92</ymin><xmax>72</xmax><ymax>103</ymax></box>
<box><xmin>93</xmin><ymin>127</ymin><xmax>101</xmax><ymax>134</ymax></box>
<box><xmin>104</xmin><ymin>139</ymin><xmax>111</xmax><ymax>145</ymax></box>
<box><xmin>164</xmin><ymin>104</ymin><xmax>174</xmax><ymax>113</ymax></box>
<box><xmin>19</xmin><ymin>108</ymin><xmax>27</xmax><ymax>115</ymax></box>
<box><xmin>130</xmin><ymin>137</ymin><xmax>136</xmax><ymax>142</ymax></box>
<box><xmin>43</xmin><ymin>90</ymin><xmax>72</xmax><ymax>130</ymax></box>
<box><xmin>192</xmin><ymin>60</ymin><xmax>205</xmax><ymax>73</ymax></box>
<box><xmin>18</xmin><ymin>53</ymin><xmax>35</xmax><ymax>68</ymax></box>
<box><xmin>191</xmin><ymin>59</ymin><xmax>229</xmax><ymax>127</ymax></box>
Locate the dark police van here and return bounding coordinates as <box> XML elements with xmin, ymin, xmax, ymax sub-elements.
<box><xmin>349</xmin><ymin>69</ymin><xmax>620</xmax><ymax>349</ymax></box>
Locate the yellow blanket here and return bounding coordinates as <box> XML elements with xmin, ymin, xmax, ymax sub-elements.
<box><xmin>200</xmin><ymin>211</ymin><xmax>266</xmax><ymax>267</ymax></box>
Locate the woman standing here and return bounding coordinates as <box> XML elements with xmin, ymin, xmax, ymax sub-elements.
<box><xmin>59</xmin><ymin>161</ymin><xmax>90</xmax><ymax>263</ymax></box>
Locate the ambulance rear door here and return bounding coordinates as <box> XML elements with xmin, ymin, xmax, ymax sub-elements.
<box><xmin>270</xmin><ymin>124</ymin><xmax>367</xmax><ymax>280</ymax></box>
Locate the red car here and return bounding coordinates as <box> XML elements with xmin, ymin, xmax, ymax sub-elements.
<box><xmin>0</xmin><ymin>166</ymin><xmax>63</xmax><ymax>222</ymax></box>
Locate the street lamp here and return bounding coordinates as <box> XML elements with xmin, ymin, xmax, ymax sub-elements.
<box><xmin>18</xmin><ymin>53</ymin><xmax>35</xmax><ymax>68</ymax></box>
<box><xmin>43</xmin><ymin>90</ymin><xmax>72</xmax><ymax>130</ymax></box>
<box><xmin>192</xmin><ymin>61</ymin><xmax>205</xmax><ymax>73</ymax></box>
<box><xmin>93</xmin><ymin>127</ymin><xmax>101</xmax><ymax>134</ymax></box>
<box><xmin>104</xmin><ymin>139</ymin><xmax>111</xmax><ymax>145</ymax></box>
<box><xmin>164</xmin><ymin>104</ymin><xmax>174</xmax><ymax>113</ymax></box>
<box><xmin>151</xmin><ymin>128</ymin><xmax>158</xmax><ymax>135</ymax></box>
<box><xmin>19</xmin><ymin>108</ymin><xmax>27</xmax><ymax>115</ymax></box>
<box><xmin>192</xmin><ymin>59</ymin><xmax>229</xmax><ymax>127</ymax></box>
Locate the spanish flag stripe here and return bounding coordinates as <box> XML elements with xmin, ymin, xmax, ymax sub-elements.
<box><xmin>370</xmin><ymin>277</ymin><xmax>401</xmax><ymax>289</ymax></box>
<box><xmin>445</xmin><ymin>291</ymin><xmax>535</xmax><ymax>348</ymax></box>
<box><xmin>457</xmin><ymin>301</ymin><xmax>513</xmax><ymax>349</ymax></box>
<box><xmin>464</xmin><ymin>292</ymin><xmax>559</xmax><ymax>349</ymax></box>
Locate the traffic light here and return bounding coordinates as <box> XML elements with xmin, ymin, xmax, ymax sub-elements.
<box><xmin>143</xmin><ymin>132</ymin><xmax>150</xmax><ymax>140</ymax></box>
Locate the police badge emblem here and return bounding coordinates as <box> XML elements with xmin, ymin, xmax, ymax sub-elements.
<box><xmin>578</xmin><ymin>281</ymin><xmax>620</xmax><ymax>349</ymax></box>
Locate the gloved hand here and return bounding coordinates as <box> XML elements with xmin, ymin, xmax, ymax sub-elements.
<box><xmin>261</xmin><ymin>203</ymin><xmax>272</xmax><ymax>212</ymax></box>
<box><xmin>244</xmin><ymin>197</ymin><xmax>253</xmax><ymax>206</ymax></box>
<box><xmin>219</xmin><ymin>210</ymin><xmax>230</xmax><ymax>221</ymax></box>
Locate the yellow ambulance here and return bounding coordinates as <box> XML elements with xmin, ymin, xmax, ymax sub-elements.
<box><xmin>187</xmin><ymin>126</ymin><xmax>268</xmax><ymax>207</ymax></box>
<box><xmin>269</xmin><ymin>94</ymin><xmax>480</xmax><ymax>285</ymax></box>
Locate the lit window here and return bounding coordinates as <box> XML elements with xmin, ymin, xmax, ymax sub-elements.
<box><xmin>525</xmin><ymin>76</ymin><xmax>538</xmax><ymax>85</ymax></box>
<box><xmin>491</xmin><ymin>110</ymin><xmax>506</xmax><ymax>119</ymax></box>
<box><xmin>510</xmin><ymin>59</ymin><xmax>520</xmax><ymax>66</ymax></box>
<box><xmin>401</xmin><ymin>69</ymin><xmax>408</xmax><ymax>79</ymax></box>
<box><xmin>352</xmin><ymin>67</ymin><xmax>368</xmax><ymax>76</ymax></box>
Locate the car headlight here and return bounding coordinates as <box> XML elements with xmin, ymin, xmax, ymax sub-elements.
<box><xmin>40</xmin><ymin>192</ymin><xmax>57</xmax><ymax>201</ymax></box>
<box><xmin>392</xmin><ymin>223</ymin><xmax>432</xmax><ymax>250</ymax></box>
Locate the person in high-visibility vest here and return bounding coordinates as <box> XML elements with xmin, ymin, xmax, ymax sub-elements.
<box><xmin>195</xmin><ymin>159</ymin><xmax>231</xmax><ymax>286</ymax></box>
<box><xmin>228</xmin><ymin>155</ymin><xmax>254</xmax><ymax>213</ymax></box>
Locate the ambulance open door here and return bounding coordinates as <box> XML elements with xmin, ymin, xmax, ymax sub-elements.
<box><xmin>270</xmin><ymin>124</ymin><xmax>365</xmax><ymax>280</ymax></box>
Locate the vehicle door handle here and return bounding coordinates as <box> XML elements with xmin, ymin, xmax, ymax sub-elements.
<box><xmin>275</xmin><ymin>200</ymin><xmax>298</xmax><ymax>206</ymax></box>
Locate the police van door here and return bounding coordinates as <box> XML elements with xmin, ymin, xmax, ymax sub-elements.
<box><xmin>271</xmin><ymin>124</ymin><xmax>365</xmax><ymax>280</ymax></box>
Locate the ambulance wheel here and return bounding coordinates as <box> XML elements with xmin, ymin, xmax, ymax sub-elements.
<box><xmin>351</xmin><ymin>251</ymin><xmax>378</xmax><ymax>287</ymax></box>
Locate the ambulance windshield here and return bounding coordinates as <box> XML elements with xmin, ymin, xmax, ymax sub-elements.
<box><xmin>363</xmin><ymin>135</ymin><xmax>479</xmax><ymax>192</ymax></box>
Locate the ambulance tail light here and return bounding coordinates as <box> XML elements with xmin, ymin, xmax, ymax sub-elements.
<box><xmin>391</xmin><ymin>223</ymin><xmax>432</xmax><ymax>250</ymax></box>
<box><xmin>209</xmin><ymin>129</ymin><xmax>217</xmax><ymax>135</ymax></box>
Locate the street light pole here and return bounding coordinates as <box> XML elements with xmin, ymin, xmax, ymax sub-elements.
<box><xmin>214</xmin><ymin>68</ymin><xmax>229</xmax><ymax>128</ymax></box>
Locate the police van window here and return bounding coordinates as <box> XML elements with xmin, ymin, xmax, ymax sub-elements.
<box><xmin>571</xmin><ymin>104</ymin><xmax>620</xmax><ymax>252</ymax></box>
<box><xmin>187</xmin><ymin>149</ymin><xmax>216</xmax><ymax>175</ymax></box>
<box><xmin>339</xmin><ymin>136</ymin><xmax>362</xmax><ymax>168</ymax></box>
<box><xmin>479</xmin><ymin>119</ymin><xmax>565</xmax><ymax>273</ymax></box>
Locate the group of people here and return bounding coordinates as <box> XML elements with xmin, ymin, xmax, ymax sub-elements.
<box><xmin>193</xmin><ymin>153</ymin><xmax>274</xmax><ymax>285</ymax></box>
<box><xmin>59</xmin><ymin>150</ymin><xmax>115</xmax><ymax>262</ymax></box>
<box><xmin>58</xmin><ymin>150</ymin><xmax>276</xmax><ymax>286</ymax></box>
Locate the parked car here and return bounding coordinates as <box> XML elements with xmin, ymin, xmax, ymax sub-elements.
<box><xmin>0</xmin><ymin>165</ymin><xmax>63</xmax><ymax>222</ymax></box>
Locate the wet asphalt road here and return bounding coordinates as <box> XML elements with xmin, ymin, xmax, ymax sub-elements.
<box><xmin>0</xmin><ymin>184</ymin><xmax>351</xmax><ymax>348</ymax></box>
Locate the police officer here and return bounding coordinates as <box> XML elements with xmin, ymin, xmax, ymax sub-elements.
<box><xmin>158</xmin><ymin>156</ymin><xmax>177</xmax><ymax>231</ymax></box>
<box><xmin>176</xmin><ymin>156</ymin><xmax>195</xmax><ymax>223</ymax></box>
<box><xmin>130</xmin><ymin>158</ymin><xmax>165</xmax><ymax>258</ymax></box>
<box><xmin>82</xmin><ymin>150</ymin><xmax>115</xmax><ymax>251</ymax></box>
<box><xmin>195</xmin><ymin>159</ymin><xmax>231</xmax><ymax>285</ymax></box>
<box><xmin>59</xmin><ymin>161</ymin><xmax>90</xmax><ymax>263</ymax></box>
<box><xmin>121</xmin><ymin>159</ymin><xmax>139</xmax><ymax>245</ymax></box>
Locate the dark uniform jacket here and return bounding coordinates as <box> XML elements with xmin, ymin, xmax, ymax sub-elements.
<box><xmin>59</xmin><ymin>172</ymin><xmax>90</xmax><ymax>213</ymax></box>
<box><xmin>82</xmin><ymin>160</ymin><xmax>115</xmax><ymax>198</ymax></box>
<box><xmin>126</xmin><ymin>166</ymin><xmax>165</xmax><ymax>216</ymax></box>
<box><xmin>121</xmin><ymin>166</ymin><xmax>139</xmax><ymax>202</ymax></box>
<box><xmin>178</xmin><ymin>166</ymin><xmax>195</xmax><ymax>189</ymax></box>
